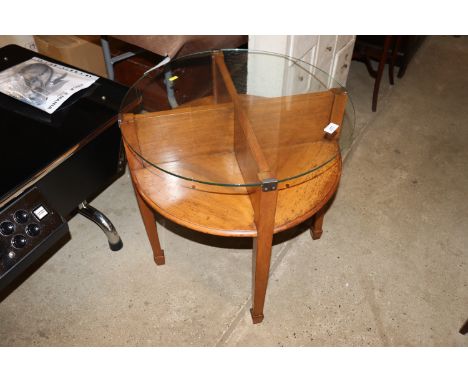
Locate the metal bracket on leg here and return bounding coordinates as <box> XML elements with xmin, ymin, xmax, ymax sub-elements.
<box><xmin>78</xmin><ymin>201</ymin><xmax>123</xmax><ymax>251</ymax></box>
<box><xmin>261</xmin><ymin>178</ymin><xmax>278</xmax><ymax>192</ymax></box>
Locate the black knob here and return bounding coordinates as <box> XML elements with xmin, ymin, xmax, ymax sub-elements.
<box><xmin>14</xmin><ymin>210</ymin><xmax>29</xmax><ymax>224</ymax></box>
<box><xmin>26</xmin><ymin>223</ymin><xmax>40</xmax><ymax>237</ymax></box>
<box><xmin>12</xmin><ymin>235</ymin><xmax>27</xmax><ymax>249</ymax></box>
<box><xmin>0</xmin><ymin>220</ymin><xmax>15</xmax><ymax>235</ymax></box>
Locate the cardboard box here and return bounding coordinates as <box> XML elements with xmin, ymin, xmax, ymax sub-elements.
<box><xmin>34</xmin><ymin>35</ymin><xmax>107</xmax><ymax>78</ymax></box>
<box><xmin>0</xmin><ymin>35</ymin><xmax>38</xmax><ymax>51</ymax></box>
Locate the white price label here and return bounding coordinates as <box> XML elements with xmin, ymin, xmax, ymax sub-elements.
<box><xmin>324</xmin><ymin>122</ymin><xmax>339</xmax><ymax>134</ymax></box>
<box><xmin>33</xmin><ymin>205</ymin><xmax>48</xmax><ymax>220</ymax></box>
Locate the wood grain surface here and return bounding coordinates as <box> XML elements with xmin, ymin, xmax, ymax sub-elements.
<box><xmin>120</xmin><ymin>54</ymin><xmax>343</xmax><ymax>237</ymax></box>
<box><xmin>127</xmin><ymin>155</ymin><xmax>340</xmax><ymax>237</ymax></box>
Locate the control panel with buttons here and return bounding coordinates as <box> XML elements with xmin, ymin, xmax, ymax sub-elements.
<box><xmin>0</xmin><ymin>187</ymin><xmax>68</xmax><ymax>291</ymax></box>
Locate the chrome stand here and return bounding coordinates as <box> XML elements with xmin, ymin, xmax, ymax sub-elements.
<box><xmin>78</xmin><ymin>201</ymin><xmax>123</xmax><ymax>251</ymax></box>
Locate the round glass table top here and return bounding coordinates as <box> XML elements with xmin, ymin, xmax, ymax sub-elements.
<box><xmin>119</xmin><ymin>49</ymin><xmax>355</xmax><ymax>188</ymax></box>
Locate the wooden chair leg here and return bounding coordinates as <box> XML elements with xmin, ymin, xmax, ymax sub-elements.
<box><xmin>397</xmin><ymin>37</ymin><xmax>409</xmax><ymax>79</ymax></box>
<box><xmin>311</xmin><ymin>207</ymin><xmax>325</xmax><ymax>240</ymax></box>
<box><xmin>133</xmin><ymin>187</ymin><xmax>166</xmax><ymax>265</ymax></box>
<box><xmin>250</xmin><ymin>232</ymin><xmax>274</xmax><ymax>324</ymax></box>
<box><xmin>372</xmin><ymin>36</ymin><xmax>393</xmax><ymax>112</ymax></box>
<box><xmin>388</xmin><ymin>38</ymin><xmax>396</xmax><ymax>86</ymax></box>
<box><xmin>389</xmin><ymin>36</ymin><xmax>402</xmax><ymax>85</ymax></box>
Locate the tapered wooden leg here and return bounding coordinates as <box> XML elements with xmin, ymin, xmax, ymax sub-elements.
<box><xmin>250</xmin><ymin>187</ymin><xmax>278</xmax><ymax>324</ymax></box>
<box><xmin>311</xmin><ymin>207</ymin><xmax>325</xmax><ymax>240</ymax></box>
<box><xmin>134</xmin><ymin>187</ymin><xmax>165</xmax><ymax>265</ymax></box>
<box><xmin>122</xmin><ymin>117</ymin><xmax>165</xmax><ymax>265</ymax></box>
<box><xmin>250</xmin><ymin>232</ymin><xmax>274</xmax><ymax>324</ymax></box>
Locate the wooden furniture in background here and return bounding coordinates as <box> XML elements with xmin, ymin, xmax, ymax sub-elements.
<box><xmin>352</xmin><ymin>35</ymin><xmax>425</xmax><ymax>111</ymax></box>
<box><xmin>120</xmin><ymin>50</ymin><xmax>352</xmax><ymax>323</ymax></box>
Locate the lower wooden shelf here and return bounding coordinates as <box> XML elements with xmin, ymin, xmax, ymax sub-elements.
<box><xmin>133</xmin><ymin>151</ymin><xmax>341</xmax><ymax>237</ymax></box>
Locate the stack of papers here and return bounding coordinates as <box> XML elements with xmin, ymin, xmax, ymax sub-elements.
<box><xmin>0</xmin><ymin>57</ymin><xmax>99</xmax><ymax>114</ymax></box>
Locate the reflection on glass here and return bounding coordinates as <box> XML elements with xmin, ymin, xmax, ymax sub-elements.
<box><xmin>119</xmin><ymin>50</ymin><xmax>355</xmax><ymax>188</ymax></box>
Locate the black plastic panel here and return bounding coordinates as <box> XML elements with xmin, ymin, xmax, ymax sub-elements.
<box><xmin>0</xmin><ymin>187</ymin><xmax>68</xmax><ymax>291</ymax></box>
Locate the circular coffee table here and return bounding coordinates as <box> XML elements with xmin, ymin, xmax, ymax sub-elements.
<box><xmin>119</xmin><ymin>49</ymin><xmax>354</xmax><ymax>323</ymax></box>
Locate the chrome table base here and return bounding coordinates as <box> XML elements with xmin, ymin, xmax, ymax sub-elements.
<box><xmin>78</xmin><ymin>201</ymin><xmax>123</xmax><ymax>251</ymax></box>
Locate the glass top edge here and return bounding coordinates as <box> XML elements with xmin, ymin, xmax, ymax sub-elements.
<box><xmin>125</xmin><ymin>138</ymin><xmax>340</xmax><ymax>189</ymax></box>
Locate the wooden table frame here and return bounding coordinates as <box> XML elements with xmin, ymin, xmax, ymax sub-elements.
<box><xmin>120</xmin><ymin>51</ymin><xmax>347</xmax><ymax>324</ymax></box>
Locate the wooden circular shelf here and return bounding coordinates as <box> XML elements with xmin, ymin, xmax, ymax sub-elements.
<box><xmin>132</xmin><ymin>152</ymin><xmax>341</xmax><ymax>237</ymax></box>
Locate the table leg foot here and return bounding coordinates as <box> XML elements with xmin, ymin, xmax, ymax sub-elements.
<box><xmin>250</xmin><ymin>308</ymin><xmax>264</xmax><ymax>324</ymax></box>
<box><xmin>311</xmin><ymin>228</ymin><xmax>323</xmax><ymax>240</ymax></box>
<box><xmin>154</xmin><ymin>250</ymin><xmax>165</xmax><ymax>265</ymax></box>
<box><xmin>311</xmin><ymin>208</ymin><xmax>325</xmax><ymax>240</ymax></box>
